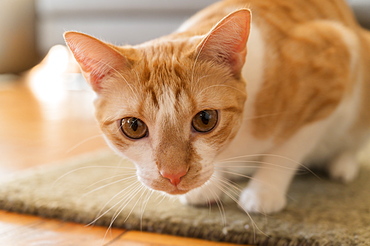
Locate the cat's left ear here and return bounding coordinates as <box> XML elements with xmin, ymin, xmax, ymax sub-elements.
<box><xmin>197</xmin><ymin>9</ymin><xmax>251</xmax><ymax>76</ymax></box>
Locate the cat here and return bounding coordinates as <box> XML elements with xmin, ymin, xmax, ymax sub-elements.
<box><xmin>64</xmin><ymin>0</ymin><xmax>370</xmax><ymax>214</ymax></box>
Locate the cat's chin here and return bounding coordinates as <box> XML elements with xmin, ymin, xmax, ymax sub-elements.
<box><xmin>166</xmin><ymin>189</ymin><xmax>189</xmax><ymax>195</ymax></box>
<box><xmin>142</xmin><ymin>181</ymin><xmax>192</xmax><ymax>195</ymax></box>
<box><xmin>156</xmin><ymin>185</ymin><xmax>192</xmax><ymax>195</ymax></box>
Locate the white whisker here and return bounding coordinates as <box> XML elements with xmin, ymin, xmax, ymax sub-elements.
<box><xmin>217</xmin><ymin>154</ymin><xmax>320</xmax><ymax>179</ymax></box>
<box><xmin>216</xmin><ymin>160</ymin><xmax>302</xmax><ymax>171</ymax></box>
<box><xmin>88</xmin><ymin>180</ymin><xmax>141</xmax><ymax>226</ymax></box>
<box><xmin>102</xmin><ymin>184</ymin><xmax>146</xmax><ymax>241</ymax></box>
<box><xmin>212</xmin><ymin>178</ymin><xmax>268</xmax><ymax>239</ymax></box>
<box><xmin>53</xmin><ymin>164</ymin><xmax>135</xmax><ymax>187</ymax></box>
<box><xmin>139</xmin><ymin>189</ymin><xmax>155</xmax><ymax>231</ymax></box>
<box><xmin>66</xmin><ymin>134</ymin><xmax>105</xmax><ymax>154</ymax></box>
<box><xmin>197</xmin><ymin>84</ymin><xmax>246</xmax><ymax>98</ymax></box>
<box><xmin>109</xmin><ymin>185</ymin><xmax>146</xmax><ymax>230</ymax></box>
<box><xmin>207</xmin><ymin>176</ymin><xmax>227</xmax><ymax>226</ymax></box>
<box><xmin>84</xmin><ymin>173</ymin><xmax>136</xmax><ymax>190</ymax></box>
<box><xmin>83</xmin><ymin>175</ymin><xmax>137</xmax><ymax>197</ymax></box>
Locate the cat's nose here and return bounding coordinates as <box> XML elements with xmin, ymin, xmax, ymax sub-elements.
<box><xmin>160</xmin><ymin>170</ymin><xmax>187</xmax><ymax>186</ymax></box>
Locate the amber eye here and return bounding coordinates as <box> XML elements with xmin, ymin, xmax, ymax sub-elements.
<box><xmin>192</xmin><ymin>110</ymin><xmax>218</xmax><ymax>133</ymax></box>
<box><xmin>120</xmin><ymin>117</ymin><xmax>148</xmax><ymax>139</ymax></box>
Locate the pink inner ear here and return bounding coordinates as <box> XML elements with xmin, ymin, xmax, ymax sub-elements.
<box><xmin>197</xmin><ymin>9</ymin><xmax>251</xmax><ymax>74</ymax></box>
<box><xmin>64</xmin><ymin>31</ymin><xmax>128</xmax><ymax>92</ymax></box>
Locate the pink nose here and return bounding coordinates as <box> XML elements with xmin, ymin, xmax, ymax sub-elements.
<box><xmin>160</xmin><ymin>170</ymin><xmax>187</xmax><ymax>186</ymax></box>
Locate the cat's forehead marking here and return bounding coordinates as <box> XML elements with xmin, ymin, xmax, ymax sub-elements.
<box><xmin>137</xmin><ymin>48</ymin><xmax>196</xmax><ymax>124</ymax></box>
<box><xmin>158</xmin><ymin>87</ymin><xmax>178</xmax><ymax>120</ymax></box>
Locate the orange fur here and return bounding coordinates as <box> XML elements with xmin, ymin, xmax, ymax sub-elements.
<box><xmin>64</xmin><ymin>0</ymin><xmax>370</xmax><ymax>213</ymax></box>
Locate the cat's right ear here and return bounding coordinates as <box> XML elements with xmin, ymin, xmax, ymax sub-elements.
<box><xmin>64</xmin><ymin>31</ymin><xmax>129</xmax><ymax>92</ymax></box>
<box><xmin>196</xmin><ymin>9</ymin><xmax>251</xmax><ymax>77</ymax></box>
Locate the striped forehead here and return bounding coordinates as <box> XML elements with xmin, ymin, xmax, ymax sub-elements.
<box><xmin>138</xmin><ymin>62</ymin><xmax>194</xmax><ymax>120</ymax></box>
<box><xmin>157</xmin><ymin>85</ymin><xmax>195</xmax><ymax>124</ymax></box>
<box><xmin>157</xmin><ymin>86</ymin><xmax>178</xmax><ymax>120</ymax></box>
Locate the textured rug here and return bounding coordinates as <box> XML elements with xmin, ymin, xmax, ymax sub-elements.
<box><xmin>0</xmin><ymin>150</ymin><xmax>369</xmax><ymax>246</ymax></box>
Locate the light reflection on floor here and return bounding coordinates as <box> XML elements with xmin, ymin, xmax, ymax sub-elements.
<box><xmin>27</xmin><ymin>45</ymin><xmax>95</xmax><ymax>121</ymax></box>
<box><xmin>29</xmin><ymin>45</ymin><xmax>70</xmax><ymax>104</ymax></box>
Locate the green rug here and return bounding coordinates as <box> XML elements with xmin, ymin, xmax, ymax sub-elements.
<box><xmin>0</xmin><ymin>149</ymin><xmax>369</xmax><ymax>246</ymax></box>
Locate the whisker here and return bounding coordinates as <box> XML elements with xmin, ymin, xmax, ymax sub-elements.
<box><xmin>87</xmin><ymin>180</ymin><xmax>141</xmax><ymax>226</ymax></box>
<box><xmin>215</xmin><ymin>170</ymin><xmax>254</xmax><ymax>181</ymax></box>
<box><xmin>53</xmin><ymin>165</ymin><xmax>136</xmax><ymax>187</ymax></box>
<box><xmin>197</xmin><ymin>84</ymin><xmax>246</xmax><ymax>98</ymax></box>
<box><xmin>218</xmin><ymin>169</ymin><xmax>298</xmax><ymax>210</ymax></box>
<box><xmin>215</xmin><ymin>163</ymin><xmax>310</xmax><ymax>176</ymax></box>
<box><xmin>139</xmin><ymin>189</ymin><xmax>155</xmax><ymax>231</ymax></box>
<box><xmin>102</xmin><ymin>184</ymin><xmax>146</xmax><ymax>241</ymax></box>
<box><xmin>109</xmin><ymin>185</ymin><xmax>146</xmax><ymax>230</ymax></box>
<box><xmin>207</xmin><ymin>177</ymin><xmax>227</xmax><ymax>226</ymax></box>
<box><xmin>217</xmin><ymin>154</ymin><xmax>320</xmax><ymax>179</ymax></box>
<box><xmin>217</xmin><ymin>169</ymin><xmax>292</xmax><ymax>197</ymax></box>
<box><xmin>213</xmin><ymin>178</ymin><xmax>268</xmax><ymax>239</ymax></box>
<box><xmin>66</xmin><ymin>134</ymin><xmax>105</xmax><ymax>154</ymax></box>
<box><xmin>83</xmin><ymin>175</ymin><xmax>137</xmax><ymax>197</ymax></box>
<box><xmin>84</xmin><ymin>173</ymin><xmax>136</xmax><ymax>190</ymax></box>
<box><xmin>216</xmin><ymin>160</ymin><xmax>303</xmax><ymax>171</ymax></box>
<box><xmin>156</xmin><ymin>191</ymin><xmax>170</xmax><ymax>205</ymax></box>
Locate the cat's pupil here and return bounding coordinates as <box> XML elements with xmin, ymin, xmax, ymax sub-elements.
<box><xmin>200</xmin><ymin>111</ymin><xmax>210</xmax><ymax>125</ymax></box>
<box><xmin>130</xmin><ymin>118</ymin><xmax>139</xmax><ymax>131</ymax></box>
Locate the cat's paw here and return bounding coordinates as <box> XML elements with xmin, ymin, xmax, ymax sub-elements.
<box><xmin>239</xmin><ymin>185</ymin><xmax>286</xmax><ymax>214</ymax></box>
<box><xmin>328</xmin><ymin>151</ymin><xmax>358</xmax><ymax>183</ymax></box>
<box><xmin>179</xmin><ymin>183</ymin><xmax>222</xmax><ymax>206</ymax></box>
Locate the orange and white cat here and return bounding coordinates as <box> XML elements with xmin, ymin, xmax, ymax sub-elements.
<box><xmin>64</xmin><ymin>0</ymin><xmax>370</xmax><ymax>214</ymax></box>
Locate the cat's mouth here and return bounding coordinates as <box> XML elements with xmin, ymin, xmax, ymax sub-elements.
<box><xmin>142</xmin><ymin>180</ymin><xmax>199</xmax><ymax>195</ymax></box>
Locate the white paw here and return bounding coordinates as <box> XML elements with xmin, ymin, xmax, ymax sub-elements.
<box><xmin>329</xmin><ymin>152</ymin><xmax>358</xmax><ymax>183</ymax></box>
<box><xmin>239</xmin><ymin>186</ymin><xmax>286</xmax><ymax>214</ymax></box>
<box><xmin>179</xmin><ymin>182</ymin><xmax>222</xmax><ymax>206</ymax></box>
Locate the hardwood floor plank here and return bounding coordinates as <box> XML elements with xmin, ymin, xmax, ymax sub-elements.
<box><xmin>0</xmin><ymin>211</ymin><xmax>124</xmax><ymax>246</ymax></box>
<box><xmin>116</xmin><ymin>231</ymin><xmax>244</xmax><ymax>246</ymax></box>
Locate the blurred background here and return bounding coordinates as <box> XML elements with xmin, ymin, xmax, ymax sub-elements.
<box><xmin>0</xmin><ymin>0</ymin><xmax>216</xmax><ymax>76</ymax></box>
<box><xmin>0</xmin><ymin>0</ymin><xmax>369</xmax><ymax>76</ymax></box>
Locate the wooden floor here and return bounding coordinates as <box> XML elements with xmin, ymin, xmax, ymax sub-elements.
<box><xmin>0</xmin><ymin>49</ymin><xmax>249</xmax><ymax>245</ymax></box>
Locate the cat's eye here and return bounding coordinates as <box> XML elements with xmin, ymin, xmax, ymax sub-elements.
<box><xmin>120</xmin><ymin>117</ymin><xmax>148</xmax><ymax>139</ymax></box>
<box><xmin>192</xmin><ymin>110</ymin><xmax>218</xmax><ymax>133</ymax></box>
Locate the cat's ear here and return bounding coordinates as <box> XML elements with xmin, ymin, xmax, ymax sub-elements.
<box><xmin>64</xmin><ymin>31</ymin><xmax>129</xmax><ymax>92</ymax></box>
<box><xmin>197</xmin><ymin>9</ymin><xmax>251</xmax><ymax>76</ymax></box>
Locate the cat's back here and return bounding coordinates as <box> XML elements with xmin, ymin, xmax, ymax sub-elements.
<box><xmin>178</xmin><ymin>0</ymin><xmax>359</xmax><ymax>35</ymax></box>
<box><xmin>178</xmin><ymin>0</ymin><xmax>370</xmax><ymax>141</ymax></box>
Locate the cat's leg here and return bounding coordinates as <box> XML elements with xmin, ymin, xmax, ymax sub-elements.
<box><xmin>239</xmin><ymin>123</ymin><xmax>326</xmax><ymax>214</ymax></box>
<box><xmin>179</xmin><ymin>171</ymin><xmax>224</xmax><ymax>206</ymax></box>
<box><xmin>328</xmin><ymin>150</ymin><xmax>359</xmax><ymax>183</ymax></box>
<box><xmin>239</xmin><ymin>153</ymin><xmax>298</xmax><ymax>214</ymax></box>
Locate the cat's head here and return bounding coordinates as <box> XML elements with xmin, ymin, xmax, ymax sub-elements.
<box><xmin>65</xmin><ymin>9</ymin><xmax>251</xmax><ymax>195</ymax></box>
